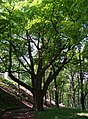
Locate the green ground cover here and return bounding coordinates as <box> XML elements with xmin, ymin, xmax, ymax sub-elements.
<box><xmin>36</xmin><ymin>107</ymin><xmax>88</xmax><ymax>119</ymax></box>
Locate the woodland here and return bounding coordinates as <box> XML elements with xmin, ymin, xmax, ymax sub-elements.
<box><xmin>0</xmin><ymin>0</ymin><xmax>88</xmax><ymax>118</ymax></box>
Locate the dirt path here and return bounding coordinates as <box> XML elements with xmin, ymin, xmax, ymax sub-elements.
<box><xmin>1</xmin><ymin>108</ymin><xmax>36</xmax><ymax>119</ymax></box>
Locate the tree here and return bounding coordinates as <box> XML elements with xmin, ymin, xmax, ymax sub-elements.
<box><xmin>64</xmin><ymin>43</ymin><xmax>88</xmax><ymax>109</ymax></box>
<box><xmin>0</xmin><ymin>0</ymin><xmax>88</xmax><ymax>110</ymax></box>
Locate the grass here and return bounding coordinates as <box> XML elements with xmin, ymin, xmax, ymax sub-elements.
<box><xmin>36</xmin><ymin>107</ymin><xmax>88</xmax><ymax>119</ymax></box>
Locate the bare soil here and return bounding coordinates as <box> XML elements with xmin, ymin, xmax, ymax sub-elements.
<box><xmin>1</xmin><ymin>108</ymin><xmax>36</xmax><ymax>119</ymax></box>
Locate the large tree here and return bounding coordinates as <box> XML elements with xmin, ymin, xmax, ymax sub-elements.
<box><xmin>0</xmin><ymin>0</ymin><xmax>87</xmax><ymax>110</ymax></box>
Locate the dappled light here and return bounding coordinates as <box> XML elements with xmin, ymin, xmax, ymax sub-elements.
<box><xmin>77</xmin><ymin>113</ymin><xmax>88</xmax><ymax>117</ymax></box>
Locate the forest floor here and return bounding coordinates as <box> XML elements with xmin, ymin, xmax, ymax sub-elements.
<box><xmin>0</xmin><ymin>79</ymin><xmax>55</xmax><ymax>119</ymax></box>
<box><xmin>0</xmin><ymin>88</ymin><xmax>88</xmax><ymax>119</ymax></box>
<box><xmin>0</xmin><ymin>79</ymin><xmax>88</xmax><ymax>119</ymax></box>
<box><xmin>0</xmin><ymin>87</ymin><xmax>36</xmax><ymax>119</ymax></box>
<box><xmin>0</xmin><ymin>108</ymin><xmax>36</xmax><ymax>119</ymax></box>
<box><xmin>36</xmin><ymin>107</ymin><xmax>88</xmax><ymax>119</ymax></box>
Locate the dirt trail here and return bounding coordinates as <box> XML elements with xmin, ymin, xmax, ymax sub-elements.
<box><xmin>1</xmin><ymin>108</ymin><xmax>36</xmax><ymax>119</ymax></box>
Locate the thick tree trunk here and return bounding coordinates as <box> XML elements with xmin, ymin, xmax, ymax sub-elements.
<box><xmin>33</xmin><ymin>90</ymin><xmax>43</xmax><ymax>111</ymax></box>
<box><xmin>33</xmin><ymin>75</ymin><xmax>44</xmax><ymax>111</ymax></box>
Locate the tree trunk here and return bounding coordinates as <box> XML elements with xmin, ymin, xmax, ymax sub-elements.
<box><xmin>55</xmin><ymin>90</ymin><xmax>59</xmax><ymax>108</ymax></box>
<box><xmin>81</xmin><ymin>92</ymin><xmax>85</xmax><ymax>110</ymax></box>
<box><xmin>32</xmin><ymin>75</ymin><xmax>44</xmax><ymax>111</ymax></box>
<box><xmin>53</xmin><ymin>65</ymin><xmax>59</xmax><ymax>108</ymax></box>
<box><xmin>70</xmin><ymin>72</ymin><xmax>76</xmax><ymax>107</ymax></box>
<box><xmin>79</xmin><ymin>47</ymin><xmax>85</xmax><ymax>110</ymax></box>
<box><xmin>80</xmin><ymin>73</ymin><xmax>85</xmax><ymax>110</ymax></box>
<box><xmin>33</xmin><ymin>90</ymin><xmax>44</xmax><ymax>111</ymax></box>
<box><xmin>77</xmin><ymin>77</ymin><xmax>80</xmax><ymax>108</ymax></box>
<box><xmin>54</xmin><ymin>79</ymin><xmax>59</xmax><ymax>108</ymax></box>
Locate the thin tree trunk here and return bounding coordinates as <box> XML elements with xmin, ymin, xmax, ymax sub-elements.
<box><xmin>52</xmin><ymin>65</ymin><xmax>59</xmax><ymax>108</ymax></box>
<box><xmin>77</xmin><ymin>77</ymin><xmax>80</xmax><ymax>108</ymax></box>
<box><xmin>79</xmin><ymin>47</ymin><xmax>85</xmax><ymax>110</ymax></box>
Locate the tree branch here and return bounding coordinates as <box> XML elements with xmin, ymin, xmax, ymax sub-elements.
<box><xmin>42</xmin><ymin>57</ymin><xmax>68</xmax><ymax>95</ymax></box>
<box><xmin>26</xmin><ymin>30</ymin><xmax>35</xmax><ymax>76</ymax></box>
<box><xmin>51</xmin><ymin>6</ymin><xmax>59</xmax><ymax>33</ymax></box>
<box><xmin>0</xmin><ymin>56</ymin><xmax>8</xmax><ymax>69</ymax></box>
<box><xmin>39</xmin><ymin>44</ymin><xmax>66</xmax><ymax>76</ymax></box>
<box><xmin>11</xmin><ymin>42</ymin><xmax>32</xmax><ymax>74</ymax></box>
<box><xmin>8</xmin><ymin>72</ymin><xmax>33</xmax><ymax>93</ymax></box>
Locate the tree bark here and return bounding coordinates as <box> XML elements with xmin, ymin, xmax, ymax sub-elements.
<box><xmin>52</xmin><ymin>65</ymin><xmax>59</xmax><ymax>107</ymax></box>
<box><xmin>33</xmin><ymin>89</ymin><xmax>44</xmax><ymax>111</ymax></box>
<box><xmin>79</xmin><ymin>47</ymin><xmax>85</xmax><ymax>110</ymax></box>
<box><xmin>54</xmin><ymin>78</ymin><xmax>59</xmax><ymax>107</ymax></box>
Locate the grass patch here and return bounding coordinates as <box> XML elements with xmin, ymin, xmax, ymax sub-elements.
<box><xmin>36</xmin><ymin>107</ymin><xmax>88</xmax><ymax>119</ymax></box>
